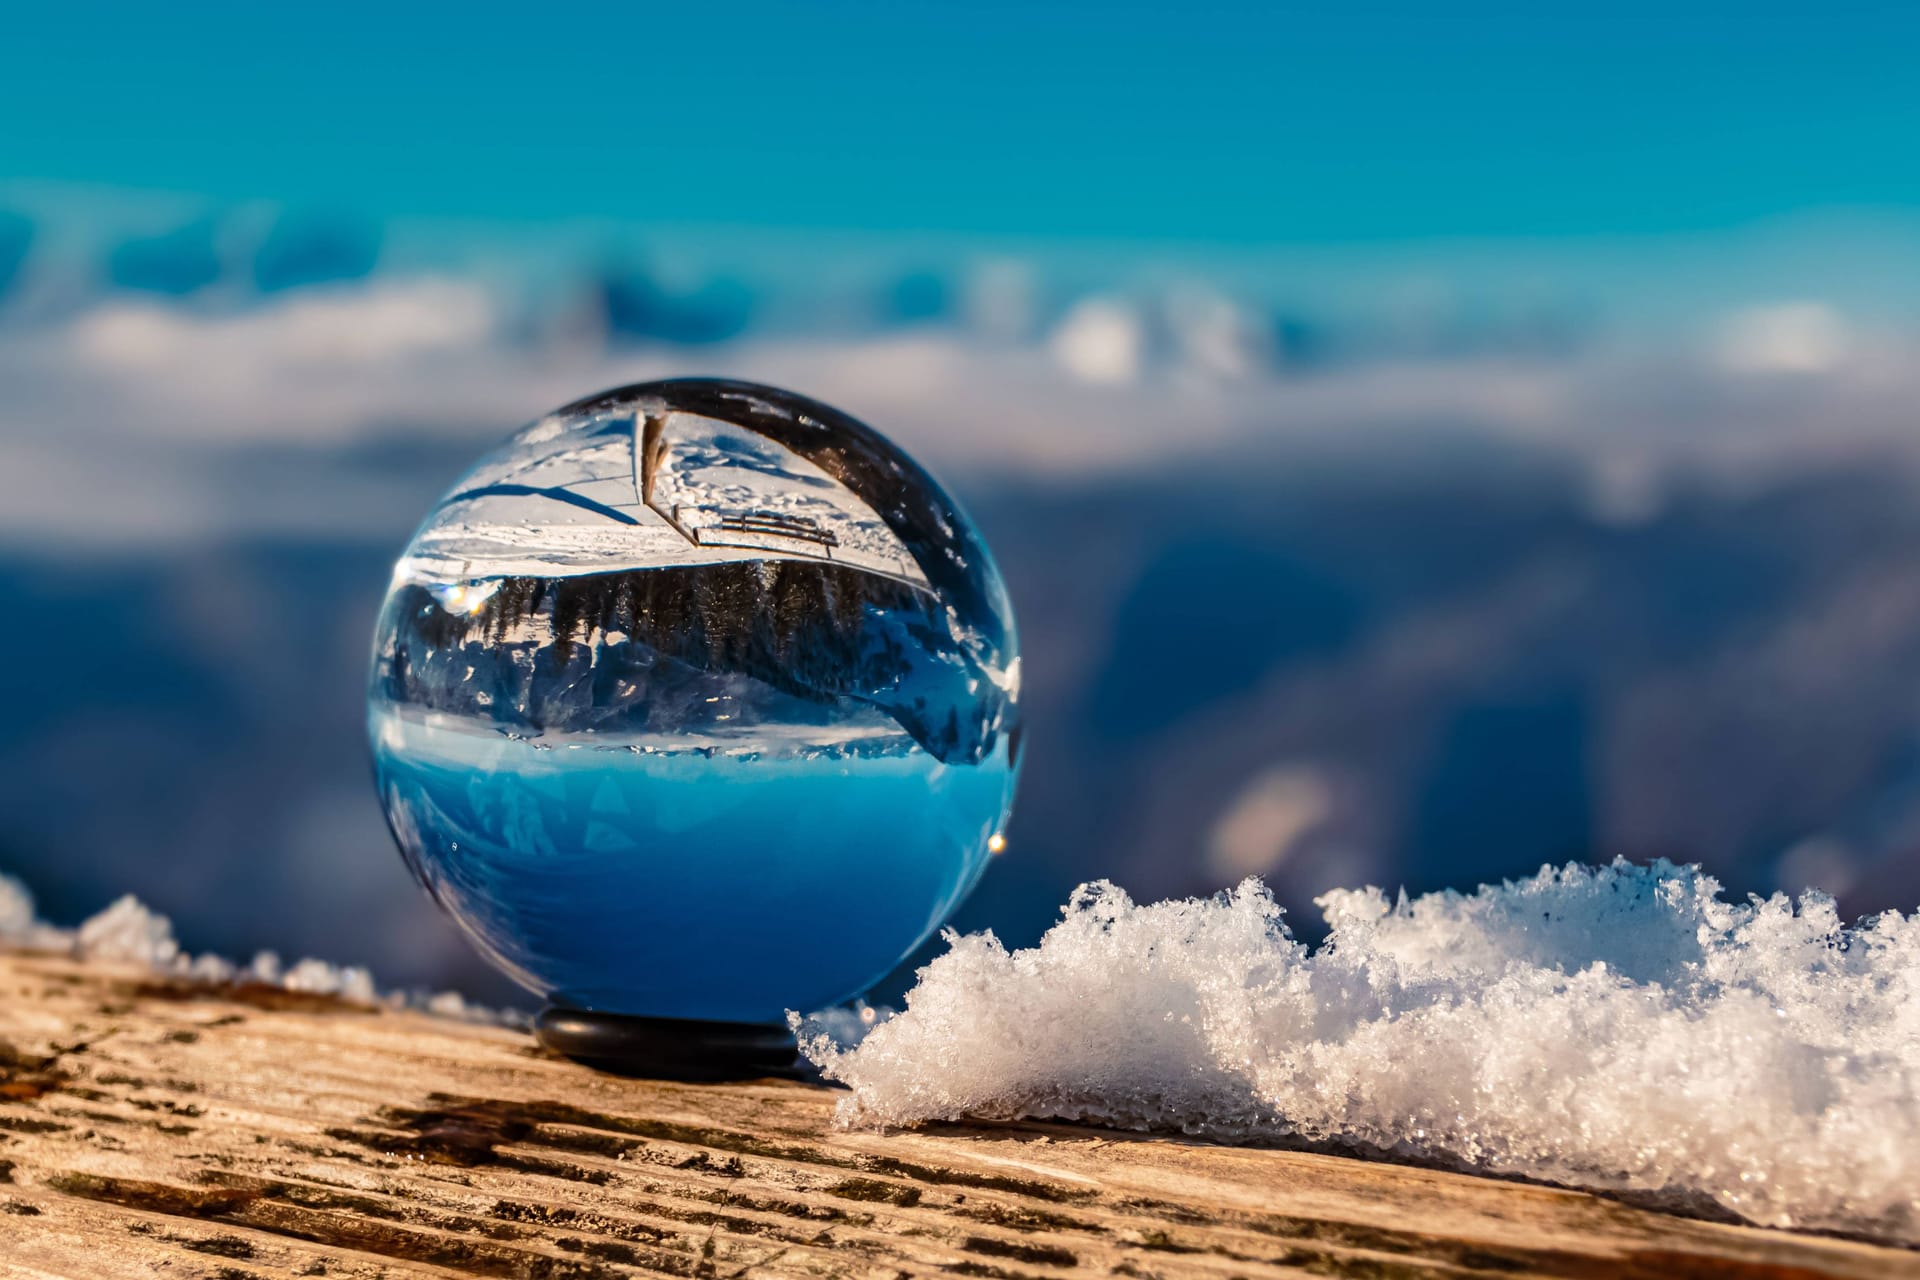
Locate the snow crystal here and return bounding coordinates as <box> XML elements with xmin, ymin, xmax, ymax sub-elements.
<box><xmin>282</xmin><ymin>956</ymin><xmax>380</xmax><ymax>1003</ymax></box>
<box><xmin>798</xmin><ymin>859</ymin><xmax>1920</xmax><ymax>1243</ymax></box>
<box><xmin>790</xmin><ymin>998</ymin><xmax>892</xmax><ymax>1053</ymax></box>
<box><xmin>0</xmin><ymin>873</ymin><xmax>67</xmax><ymax>951</ymax></box>
<box><xmin>0</xmin><ymin>871</ymin><xmax>519</xmax><ymax>1025</ymax></box>
<box><xmin>74</xmin><ymin>894</ymin><xmax>181</xmax><ymax>967</ymax></box>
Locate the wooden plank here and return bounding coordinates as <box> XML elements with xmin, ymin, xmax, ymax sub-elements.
<box><xmin>0</xmin><ymin>950</ymin><xmax>1912</xmax><ymax>1279</ymax></box>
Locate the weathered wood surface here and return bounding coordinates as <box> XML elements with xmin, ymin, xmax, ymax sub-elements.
<box><xmin>0</xmin><ymin>952</ymin><xmax>1912</xmax><ymax>1280</ymax></box>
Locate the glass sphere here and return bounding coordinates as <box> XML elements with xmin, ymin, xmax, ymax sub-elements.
<box><xmin>369</xmin><ymin>379</ymin><xmax>1021</xmax><ymax>1023</ymax></box>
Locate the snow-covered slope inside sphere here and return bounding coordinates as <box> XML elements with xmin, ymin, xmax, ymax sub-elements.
<box><xmin>397</xmin><ymin>407</ymin><xmax>930</xmax><ymax>590</ymax></box>
<box><xmin>797</xmin><ymin>859</ymin><xmax>1920</xmax><ymax>1243</ymax></box>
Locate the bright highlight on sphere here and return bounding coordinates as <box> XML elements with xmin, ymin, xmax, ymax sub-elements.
<box><xmin>368</xmin><ymin>379</ymin><xmax>1021</xmax><ymax>1023</ymax></box>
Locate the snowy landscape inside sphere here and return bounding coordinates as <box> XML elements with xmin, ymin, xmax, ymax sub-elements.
<box><xmin>368</xmin><ymin>379</ymin><xmax>1021</xmax><ymax>1023</ymax></box>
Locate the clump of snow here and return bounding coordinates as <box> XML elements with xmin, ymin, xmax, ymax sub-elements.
<box><xmin>74</xmin><ymin>894</ymin><xmax>182</xmax><ymax>967</ymax></box>
<box><xmin>0</xmin><ymin>871</ymin><xmax>519</xmax><ymax>1025</ymax></box>
<box><xmin>282</xmin><ymin>955</ymin><xmax>380</xmax><ymax>1003</ymax></box>
<box><xmin>0</xmin><ymin>873</ymin><xmax>67</xmax><ymax>951</ymax></box>
<box><xmin>790</xmin><ymin>998</ymin><xmax>893</xmax><ymax>1054</ymax></box>
<box><xmin>797</xmin><ymin>859</ymin><xmax>1920</xmax><ymax>1243</ymax></box>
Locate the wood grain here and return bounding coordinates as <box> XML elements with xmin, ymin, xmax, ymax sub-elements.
<box><xmin>0</xmin><ymin>951</ymin><xmax>1912</xmax><ymax>1279</ymax></box>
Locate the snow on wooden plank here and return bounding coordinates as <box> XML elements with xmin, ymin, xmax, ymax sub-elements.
<box><xmin>0</xmin><ymin>951</ymin><xmax>1911</xmax><ymax>1280</ymax></box>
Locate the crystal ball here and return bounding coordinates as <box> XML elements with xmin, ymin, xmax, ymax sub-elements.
<box><xmin>369</xmin><ymin>379</ymin><xmax>1021</xmax><ymax>1023</ymax></box>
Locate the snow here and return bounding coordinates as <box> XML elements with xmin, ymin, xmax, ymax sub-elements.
<box><xmin>74</xmin><ymin>894</ymin><xmax>181</xmax><ymax>968</ymax></box>
<box><xmin>797</xmin><ymin>859</ymin><xmax>1920</xmax><ymax>1243</ymax></box>
<box><xmin>400</xmin><ymin>405</ymin><xmax>933</xmax><ymax>591</ymax></box>
<box><xmin>13</xmin><ymin>854</ymin><xmax>1915</xmax><ymax>1241</ymax></box>
<box><xmin>0</xmin><ymin>873</ymin><xmax>519</xmax><ymax>1025</ymax></box>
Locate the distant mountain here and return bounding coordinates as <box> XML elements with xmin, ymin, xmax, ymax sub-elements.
<box><xmin>6</xmin><ymin>440</ymin><xmax>1920</xmax><ymax>1004</ymax></box>
<box><xmin>253</xmin><ymin>211</ymin><xmax>380</xmax><ymax>293</ymax></box>
<box><xmin>0</xmin><ymin>200</ymin><xmax>1612</xmax><ymax>386</ymax></box>
<box><xmin>106</xmin><ymin>218</ymin><xmax>224</xmax><ymax>295</ymax></box>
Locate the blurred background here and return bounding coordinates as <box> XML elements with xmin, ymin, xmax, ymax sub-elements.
<box><xmin>6</xmin><ymin>3</ymin><xmax>1920</xmax><ymax>1005</ymax></box>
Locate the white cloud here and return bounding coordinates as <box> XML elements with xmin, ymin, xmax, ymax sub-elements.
<box><xmin>7</xmin><ymin>275</ymin><xmax>1920</xmax><ymax>553</ymax></box>
<box><xmin>1049</xmin><ymin>297</ymin><xmax>1144</xmax><ymax>385</ymax></box>
<box><xmin>1164</xmin><ymin>285</ymin><xmax>1266</xmax><ymax>381</ymax></box>
<box><xmin>1716</xmin><ymin>302</ymin><xmax>1850</xmax><ymax>374</ymax></box>
<box><xmin>74</xmin><ymin>279</ymin><xmax>496</xmax><ymax>371</ymax></box>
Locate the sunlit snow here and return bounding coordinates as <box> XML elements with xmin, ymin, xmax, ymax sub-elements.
<box><xmin>796</xmin><ymin>859</ymin><xmax>1920</xmax><ymax>1243</ymax></box>
<box><xmin>0</xmin><ymin>873</ymin><xmax>515</xmax><ymax>1024</ymax></box>
<box><xmin>11</xmin><ymin>857</ymin><xmax>1916</xmax><ymax>1241</ymax></box>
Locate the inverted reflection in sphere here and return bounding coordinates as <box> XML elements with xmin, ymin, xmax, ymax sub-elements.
<box><xmin>369</xmin><ymin>379</ymin><xmax>1021</xmax><ymax>1023</ymax></box>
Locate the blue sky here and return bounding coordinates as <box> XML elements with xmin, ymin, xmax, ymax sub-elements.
<box><xmin>5</xmin><ymin>2</ymin><xmax>1918</xmax><ymax>243</ymax></box>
